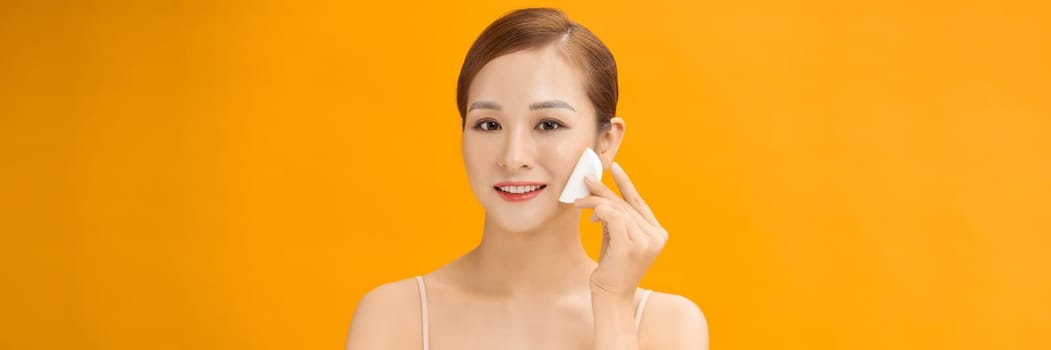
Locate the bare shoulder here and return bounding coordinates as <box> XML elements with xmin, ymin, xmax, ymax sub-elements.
<box><xmin>345</xmin><ymin>277</ymin><xmax>423</xmax><ymax>350</ymax></box>
<box><xmin>639</xmin><ymin>291</ymin><xmax>710</xmax><ymax>350</ymax></box>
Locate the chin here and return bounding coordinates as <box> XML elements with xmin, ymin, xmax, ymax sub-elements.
<box><xmin>488</xmin><ymin>211</ymin><xmax>545</xmax><ymax>233</ymax></box>
<box><xmin>485</xmin><ymin>202</ymin><xmax>566</xmax><ymax>234</ymax></box>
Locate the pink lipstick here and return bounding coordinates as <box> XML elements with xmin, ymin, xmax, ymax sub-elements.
<box><xmin>493</xmin><ymin>182</ymin><xmax>547</xmax><ymax>202</ymax></box>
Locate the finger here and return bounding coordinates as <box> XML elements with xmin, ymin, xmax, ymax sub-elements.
<box><xmin>573</xmin><ymin>194</ymin><xmax>616</xmax><ymax>209</ymax></box>
<box><xmin>610</xmin><ymin>162</ymin><xmax>659</xmax><ymax>225</ymax></box>
<box><xmin>622</xmin><ymin>214</ymin><xmax>647</xmax><ymax>244</ymax></box>
<box><xmin>594</xmin><ymin>203</ymin><xmax>631</xmax><ymax>243</ymax></box>
<box><xmin>580</xmin><ymin>193</ymin><xmax>651</xmax><ymax>234</ymax></box>
<box><xmin>582</xmin><ymin>174</ymin><xmax>620</xmax><ymax>201</ymax></box>
<box><xmin>579</xmin><ymin>174</ymin><xmax>648</xmax><ymax>222</ymax></box>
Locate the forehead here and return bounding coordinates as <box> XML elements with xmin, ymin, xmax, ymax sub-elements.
<box><xmin>467</xmin><ymin>45</ymin><xmax>589</xmax><ymax>108</ymax></box>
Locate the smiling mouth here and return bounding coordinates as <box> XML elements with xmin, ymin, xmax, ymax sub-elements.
<box><xmin>494</xmin><ymin>184</ymin><xmax>547</xmax><ymax>194</ymax></box>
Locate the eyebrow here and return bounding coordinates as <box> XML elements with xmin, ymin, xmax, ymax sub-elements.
<box><xmin>529</xmin><ymin>100</ymin><xmax>576</xmax><ymax>111</ymax></box>
<box><xmin>468</xmin><ymin>101</ymin><xmax>501</xmax><ymax>111</ymax></box>
<box><xmin>467</xmin><ymin>100</ymin><xmax>577</xmax><ymax>112</ymax></box>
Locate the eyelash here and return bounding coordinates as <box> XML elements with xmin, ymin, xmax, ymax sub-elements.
<box><xmin>473</xmin><ymin>119</ymin><xmax>567</xmax><ymax>132</ymax></box>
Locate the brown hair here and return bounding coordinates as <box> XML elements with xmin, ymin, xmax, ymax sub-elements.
<box><xmin>456</xmin><ymin>8</ymin><xmax>618</xmax><ymax>131</ymax></box>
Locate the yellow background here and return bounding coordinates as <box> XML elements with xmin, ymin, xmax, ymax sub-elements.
<box><xmin>2</xmin><ymin>0</ymin><xmax>1049</xmax><ymax>349</ymax></box>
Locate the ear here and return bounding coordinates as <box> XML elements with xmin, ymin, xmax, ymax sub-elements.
<box><xmin>595</xmin><ymin>117</ymin><xmax>625</xmax><ymax>171</ymax></box>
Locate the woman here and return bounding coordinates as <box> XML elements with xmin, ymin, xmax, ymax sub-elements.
<box><xmin>346</xmin><ymin>8</ymin><xmax>708</xmax><ymax>350</ymax></box>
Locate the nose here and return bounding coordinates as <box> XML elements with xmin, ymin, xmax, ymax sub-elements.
<box><xmin>498</xmin><ymin>126</ymin><xmax>535</xmax><ymax>171</ymax></box>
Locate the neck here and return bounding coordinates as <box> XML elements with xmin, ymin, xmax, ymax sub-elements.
<box><xmin>463</xmin><ymin>208</ymin><xmax>597</xmax><ymax>298</ymax></box>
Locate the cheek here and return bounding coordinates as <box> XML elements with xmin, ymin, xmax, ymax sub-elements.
<box><xmin>461</xmin><ymin>135</ymin><xmax>492</xmax><ymax>180</ymax></box>
<box><xmin>539</xmin><ymin>132</ymin><xmax>594</xmax><ymax>175</ymax></box>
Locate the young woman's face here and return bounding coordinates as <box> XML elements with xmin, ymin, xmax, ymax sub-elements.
<box><xmin>462</xmin><ymin>45</ymin><xmax>599</xmax><ymax>233</ymax></box>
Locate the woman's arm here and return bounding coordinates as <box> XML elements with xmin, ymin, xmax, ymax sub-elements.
<box><xmin>576</xmin><ymin>162</ymin><xmax>709</xmax><ymax>349</ymax></box>
<box><xmin>591</xmin><ymin>291</ymin><xmax>641</xmax><ymax>350</ymax></box>
<box><xmin>574</xmin><ymin>162</ymin><xmax>676</xmax><ymax>349</ymax></box>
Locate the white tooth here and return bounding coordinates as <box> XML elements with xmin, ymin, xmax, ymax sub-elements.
<box><xmin>499</xmin><ymin>185</ymin><xmax>544</xmax><ymax>194</ymax></box>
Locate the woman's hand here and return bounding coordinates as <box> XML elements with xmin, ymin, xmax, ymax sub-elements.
<box><xmin>574</xmin><ymin>161</ymin><xmax>668</xmax><ymax>297</ymax></box>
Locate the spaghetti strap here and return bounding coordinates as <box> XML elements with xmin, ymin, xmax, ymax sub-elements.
<box><xmin>415</xmin><ymin>276</ymin><xmax>430</xmax><ymax>350</ymax></box>
<box><xmin>634</xmin><ymin>289</ymin><xmax>654</xmax><ymax>331</ymax></box>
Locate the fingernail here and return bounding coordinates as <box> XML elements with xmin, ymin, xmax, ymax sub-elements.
<box><xmin>612</xmin><ymin>161</ymin><xmax>622</xmax><ymax>172</ymax></box>
<box><xmin>584</xmin><ymin>175</ymin><xmax>596</xmax><ymax>183</ymax></box>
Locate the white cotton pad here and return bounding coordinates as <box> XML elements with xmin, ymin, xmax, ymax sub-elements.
<box><xmin>559</xmin><ymin>148</ymin><xmax>604</xmax><ymax>203</ymax></box>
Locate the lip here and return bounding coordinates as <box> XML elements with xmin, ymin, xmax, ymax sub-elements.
<box><xmin>493</xmin><ymin>181</ymin><xmax>547</xmax><ymax>202</ymax></box>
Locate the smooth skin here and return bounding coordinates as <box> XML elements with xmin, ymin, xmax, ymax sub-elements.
<box><xmin>346</xmin><ymin>44</ymin><xmax>708</xmax><ymax>350</ymax></box>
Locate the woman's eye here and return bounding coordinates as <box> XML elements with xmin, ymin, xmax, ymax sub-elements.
<box><xmin>537</xmin><ymin>120</ymin><xmax>563</xmax><ymax>131</ymax></box>
<box><xmin>475</xmin><ymin>120</ymin><xmax>501</xmax><ymax>131</ymax></box>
